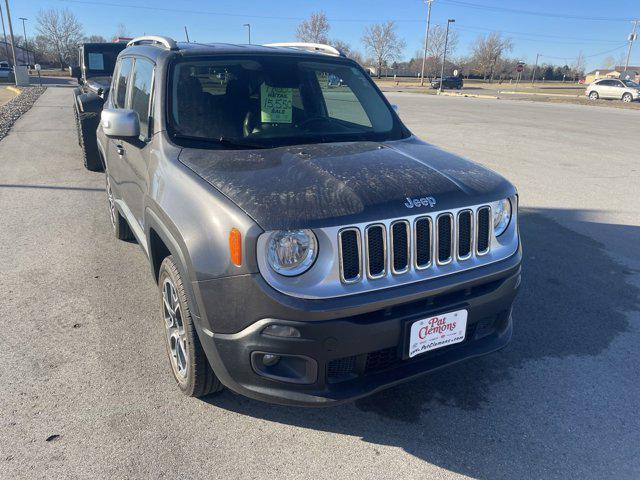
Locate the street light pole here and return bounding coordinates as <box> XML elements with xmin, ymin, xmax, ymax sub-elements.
<box><xmin>0</xmin><ymin>3</ymin><xmax>10</xmax><ymax>64</ymax></box>
<box><xmin>3</xmin><ymin>0</ymin><xmax>18</xmax><ymax>72</ymax></box>
<box><xmin>624</xmin><ymin>20</ymin><xmax>638</xmax><ymax>73</ymax></box>
<box><xmin>18</xmin><ymin>16</ymin><xmax>27</xmax><ymax>66</ymax></box>
<box><xmin>419</xmin><ymin>0</ymin><xmax>434</xmax><ymax>87</ymax></box>
<box><xmin>243</xmin><ymin>23</ymin><xmax>251</xmax><ymax>44</ymax></box>
<box><xmin>438</xmin><ymin>19</ymin><xmax>454</xmax><ymax>94</ymax></box>
<box><xmin>531</xmin><ymin>53</ymin><xmax>540</xmax><ymax>85</ymax></box>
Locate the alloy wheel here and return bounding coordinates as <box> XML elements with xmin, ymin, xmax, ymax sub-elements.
<box><xmin>162</xmin><ymin>277</ymin><xmax>188</xmax><ymax>379</ymax></box>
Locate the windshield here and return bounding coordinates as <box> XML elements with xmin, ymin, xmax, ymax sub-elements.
<box><xmin>168</xmin><ymin>56</ymin><xmax>408</xmax><ymax>147</ymax></box>
<box><xmin>622</xmin><ymin>79</ymin><xmax>639</xmax><ymax>87</ymax></box>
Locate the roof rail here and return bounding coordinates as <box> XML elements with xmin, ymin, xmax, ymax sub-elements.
<box><xmin>127</xmin><ymin>35</ymin><xmax>178</xmax><ymax>51</ymax></box>
<box><xmin>263</xmin><ymin>42</ymin><xmax>344</xmax><ymax>57</ymax></box>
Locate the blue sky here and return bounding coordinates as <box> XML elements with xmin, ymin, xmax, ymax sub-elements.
<box><xmin>10</xmin><ymin>0</ymin><xmax>640</xmax><ymax>70</ymax></box>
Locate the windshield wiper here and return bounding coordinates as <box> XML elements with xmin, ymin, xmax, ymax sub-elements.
<box><xmin>216</xmin><ymin>136</ymin><xmax>269</xmax><ymax>149</ymax></box>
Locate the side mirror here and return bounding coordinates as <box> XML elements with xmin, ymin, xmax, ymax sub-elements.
<box><xmin>391</xmin><ymin>104</ymin><xmax>399</xmax><ymax>113</ymax></box>
<box><xmin>101</xmin><ymin>109</ymin><xmax>140</xmax><ymax>138</ymax></box>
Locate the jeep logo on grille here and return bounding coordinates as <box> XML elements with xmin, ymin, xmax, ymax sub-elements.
<box><xmin>404</xmin><ymin>196</ymin><xmax>436</xmax><ymax>209</ymax></box>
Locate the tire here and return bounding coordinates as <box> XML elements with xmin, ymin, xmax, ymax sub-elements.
<box><xmin>105</xmin><ymin>172</ymin><xmax>135</xmax><ymax>242</ymax></box>
<box><xmin>588</xmin><ymin>91</ymin><xmax>599</xmax><ymax>100</ymax></box>
<box><xmin>622</xmin><ymin>92</ymin><xmax>633</xmax><ymax>103</ymax></box>
<box><xmin>78</xmin><ymin>111</ymin><xmax>103</xmax><ymax>172</ymax></box>
<box><xmin>158</xmin><ymin>256</ymin><xmax>223</xmax><ymax>398</ymax></box>
<box><xmin>73</xmin><ymin>102</ymin><xmax>82</xmax><ymax>146</ymax></box>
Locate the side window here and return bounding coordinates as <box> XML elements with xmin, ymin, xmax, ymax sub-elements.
<box><xmin>114</xmin><ymin>57</ymin><xmax>133</xmax><ymax>108</ymax></box>
<box><xmin>130</xmin><ymin>58</ymin><xmax>155</xmax><ymax>137</ymax></box>
<box><xmin>315</xmin><ymin>70</ymin><xmax>372</xmax><ymax>127</ymax></box>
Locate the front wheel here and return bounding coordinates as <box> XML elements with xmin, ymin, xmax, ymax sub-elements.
<box><xmin>159</xmin><ymin>256</ymin><xmax>223</xmax><ymax>398</ymax></box>
<box><xmin>622</xmin><ymin>92</ymin><xmax>633</xmax><ymax>103</ymax></box>
<box><xmin>588</xmin><ymin>91</ymin><xmax>599</xmax><ymax>100</ymax></box>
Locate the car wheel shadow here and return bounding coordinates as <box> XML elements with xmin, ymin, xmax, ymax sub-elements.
<box><xmin>203</xmin><ymin>208</ymin><xmax>640</xmax><ymax>479</ymax></box>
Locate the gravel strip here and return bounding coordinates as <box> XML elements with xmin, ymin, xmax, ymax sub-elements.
<box><xmin>0</xmin><ymin>86</ymin><xmax>46</xmax><ymax>142</ymax></box>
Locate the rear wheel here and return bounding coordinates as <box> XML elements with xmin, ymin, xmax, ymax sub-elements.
<box><xmin>588</xmin><ymin>91</ymin><xmax>599</xmax><ymax>100</ymax></box>
<box><xmin>622</xmin><ymin>92</ymin><xmax>633</xmax><ymax>103</ymax></box>
<box><xmin>78</xmin><ymin>111</ymin><xmax>103</xmax><ymax>172</ymax></box>
<box><xmin>158</xmin><ymin>256</ymin><xmax>223</xmax><ymax>398</ymax></box>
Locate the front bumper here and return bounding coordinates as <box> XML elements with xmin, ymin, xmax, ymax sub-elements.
<box><xmin>193</xmin><ymin>248</ymin><xmax>521</xmax><ymax>406</ymax></box>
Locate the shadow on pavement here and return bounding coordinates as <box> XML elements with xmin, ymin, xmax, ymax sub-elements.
<box><xmin>205</xmin><ymin>208</ymin><xmax>639</xmax><ymax>479</ymax></box>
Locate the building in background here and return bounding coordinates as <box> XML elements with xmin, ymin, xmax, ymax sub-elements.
<box><xmin>585</xmin><ymin>66</ymin><xmax>640</xmax><ymax>84</ymax></box>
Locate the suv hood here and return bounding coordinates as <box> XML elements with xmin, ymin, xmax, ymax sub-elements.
<box><xmin>178</xmin><ymin>137</ymin><xmax>515</xmax><ymax>230</ymax></box>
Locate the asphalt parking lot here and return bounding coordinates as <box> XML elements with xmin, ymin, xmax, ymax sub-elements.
<box><xmin>0</xmin><ymin>87</ymin><xmax>638</xmax><ymax>479</ymax></box>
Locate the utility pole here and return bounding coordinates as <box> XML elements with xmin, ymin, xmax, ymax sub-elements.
<box><xmin>18</xmin><ymin>16</ymin><xmax>27</xmax><ymax>66</ymax></box>
<box><xmin>624</xmin><ymin>20</ymin><xmax>638</xmax><ymax>73</ymax></box>
<box><xmin>438</xmin><ymin>19</ymin><xmax>455</xmax><ymax>94</ymax></box>
<box><xmin>531</xmin><ymin>53</ymin><xmax>540</xmax><ymax>85</ymax></box>
<box><xmin>243</xmin><ymin>23</ymin><xmax>251</xmax><ymax>44</ymax></box>
<box><xmin>3</xmin><ymin>0</ymin><xmax>18</xmax><ymax>71</ymax></box>
<box><xmin>0</xmin><ymin>3</ymin><xmax>10</xmax><ymax>64</ymax></box>
<box><xmin>419</xmin><ymin>0</ymin><xmax>434</xmax><ymax>87</ymax></box>
<box><xmin>184</xmin><ymin>26</ymin><xmax>190</xmax><ymax>43</ymax></box>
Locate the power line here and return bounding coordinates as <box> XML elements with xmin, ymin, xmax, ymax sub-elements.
<box><xmin>54</xmin><ymin>0</ymin><xmax>430</xmax><ymax>23</ymax></box>
<box><xmin>454</xmin><ymin>24</ymin><xmax>623</xmax><ymax>45</ymax></box>
<box><xmin>441</xmin><ymin>0</ymin><xmax>634</xmax><ymax>23</ymax></box>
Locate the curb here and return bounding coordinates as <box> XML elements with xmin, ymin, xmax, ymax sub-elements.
<box><xmin>6</xmin><ymin>86</ymin><xmax>22</xmax><ymax>95</ymax></box>
<box><xmin>498</xmin><ymin>90</ymin><xmax>581</xmax><ymax>98</ymax></box>
<box><xmin>439</xmin><ymin>91</ymin><xmax>500</xmax><ymax>100</ymax></box>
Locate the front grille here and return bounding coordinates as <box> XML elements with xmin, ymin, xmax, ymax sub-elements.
<box><xmin>364</xmin><ymin>347</ymin><xmax>400</xmax><ymax>373</ymax></box>
<box><xmin>337</xmin><ymin>205</ymin><xmax>492</xmax><ymax>284</ymax></box>
<box><xmin>415</xmin><ymin>217</ymin><xmax>432</xmax><ymax>268</ymax></box>
<box><xmin>339</xmin><ymin>228</ymin><xmax>361</xmax><ymax>282</ymax></box>
<box><xmin>457</xmin><ymin>210</ymin><xmax>472</xmax><ymax>259</ymax></box>
<box><xmin>391</xmin><ymin>221</ymin><xmax>409</xmax><ymax>273</ymax></box>
<box><xmin>477</xmin><ymin>207</ymin><xmax>491</xmax><ymax>254</ymax></box>
<box><xmin>366</xmin><ymin>225</ymin><xmax>386</xmax><ymax>278</ymax></box>
<box><xmin>437</xmin><ymin>214</ymin><xmax>453</xmax><ymax>264</ymax></box>
<box><xmin>327</xmin><ymin>355</ymin><xmax>357</xmax><ymax>382</ymax></box>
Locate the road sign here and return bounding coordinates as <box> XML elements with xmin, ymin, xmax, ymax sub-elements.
<box><xmin>453</xmin><ymin>69</ymin><xmax>459</xmax><ymax>76</ymax></box>
<box><xmin>516</xmin><ymin>64</ymin><xmax>524</xmax><ymax>73</ymax></box>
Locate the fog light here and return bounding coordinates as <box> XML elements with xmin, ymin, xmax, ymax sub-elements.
<box><xmin>262</xmin><ymin>324</ymin><xmax>301</xmax><ymax>338</ymax></box>
<box><xmin>262</xmin><ymin>354</ymin><xmax>280</xmax><ymax>366</ymax></box>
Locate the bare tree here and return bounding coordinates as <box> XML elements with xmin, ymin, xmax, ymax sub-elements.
<box><xmin>114</xmin><ymin>23</ymin><xmax>130</xmax><ymax>40</ymax></box>
<box><xmin>332</xmin><ymin>39</ymin><xmax>365</xmax><ymax>65</ymax></box>
<box><xmin>85</xmin><ymin>35</ymin><xmax>107</xmax><ymax>43</ymax></box>
<box><xmin>470</xmin><ymin>32</ymin><xmax>513</xmax><ymax>82</ymax></box>
<box><xmin>426</xmin><ymin>24</ymin><xmax>458</xmax><ymax>61</ymax></box>
<box><xmin>362</xmin><ymin>21</ymin><xmax>406</xmax><ymax>78</ymax></box>
<box><xmin>295</xmin><ymin>11</ymin><xmax>330</xmax><ymax>44</ymax></box>
<box><xmin>36</xmin><ymin>8</ymin><xmax>84</xmax><ymax>69</ymax></box>
<box><xmin>571</xmin><ymin>51</ymin><xmax>585</xmax><ymax>81</ymax></box>
<box><xmin>602</xmin><ymin>56</ymin><xmax>615</xmax><ymax>69</ymax></box>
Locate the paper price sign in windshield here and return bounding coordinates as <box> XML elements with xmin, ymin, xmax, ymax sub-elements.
<box><xmin>260</xmin><ymin>84</ymin><xmax>293</xmax><ymax>123</ymax></box>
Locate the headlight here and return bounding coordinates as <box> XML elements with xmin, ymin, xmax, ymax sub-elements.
<box><xmin>267</xmin><ymin>229</ymin><xmax>318</xmax><ymax>276</ymax></box>
<box><xmin>492</xmin><ymin>198</ymin><xmax>512</xmax><ymax>236</ymax></box>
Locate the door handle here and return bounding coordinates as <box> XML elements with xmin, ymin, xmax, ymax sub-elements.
<box><xmin>116</xmin><ymin>144</ymin><xmax>125</xmax><ymax>157</ymax></box>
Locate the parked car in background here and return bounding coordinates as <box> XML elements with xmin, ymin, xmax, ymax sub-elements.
<box><xmin>586</xmin><ymin>78</ymin><xmax>640</xmax><ymax>102</ymax></box>
<box><xmin>431</xmin><ymin>76</ymin><xmax>463</xmax><ymax>90</ymax></box>
<box><xmin>0</xmin><ymin>63</ymin><xmax>12</xmax><ymax>80</ymax></box>
<box><xmin>96</xmin><ymin>36</ymin><xmax>521</xmax><ymax>406</ymax></box>
<box><xmin>71</xmin><ymin>41</ymin><xmax>127</xmax><ymax>171</ymax></box>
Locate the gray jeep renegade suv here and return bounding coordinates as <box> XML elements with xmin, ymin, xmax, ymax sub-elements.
<box><xmin>97</xmin><ymin>36</ymin><xmax>521</xmax><ymax>406</ymax></box>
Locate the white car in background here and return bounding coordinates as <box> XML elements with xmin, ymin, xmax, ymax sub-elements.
<box><xmin>0</xmin><ymin>62</ymin><xmax>12</xmax><ymax>80</ymax></box>
<box><xmin>586</xmin><ymin>78</ymin><xmax>640</xmax><ymax>102</ymax></box>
